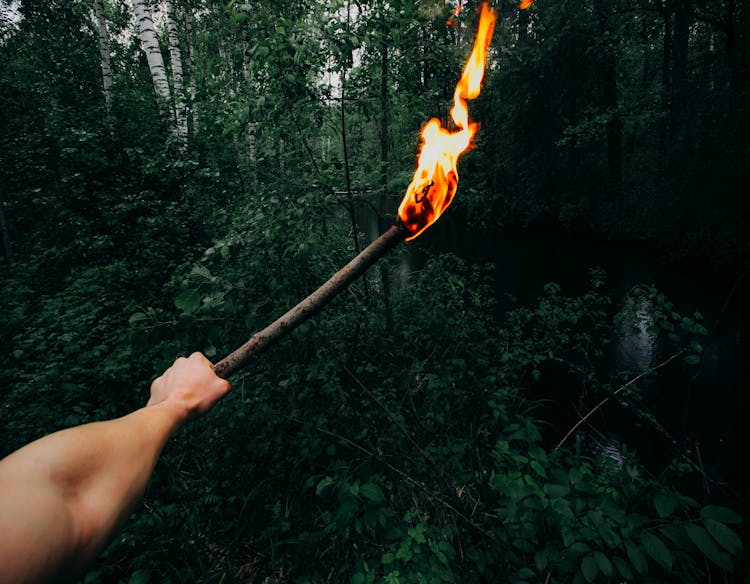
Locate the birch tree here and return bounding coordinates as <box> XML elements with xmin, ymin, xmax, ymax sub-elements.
<box><xmin>165</xmin><ymin>1</ymin><xmax>188</xmax><ymax>144</ymax></box>
<box><xmin>93</xmin><ymin>0</ymin><xmax>112</xmax><ymax>111</ymax></box>
<box><xmin>131</xmin><ymin>0</ymin><xmax>173</xmax><ymax>129</ymax></box>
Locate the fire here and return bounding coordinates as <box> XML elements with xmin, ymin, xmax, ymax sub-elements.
<box><xmin>519</xmin><ymin>0</ymin><xmax>536</xmax><ymax>9</ymax></box>
<box><xmin>398</xmin><ymin>3</ymin><xmax>496</xmax><ymax>240</ymax></box>
<box><xmin>446</xmin><ymin>2</ymin><xmax>462</xmax><ymax>28</ymax></box>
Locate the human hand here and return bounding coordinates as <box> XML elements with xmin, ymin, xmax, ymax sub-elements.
<box><xmin>147</xmin><ymin>352</ymin><xmax>231</xmax><ymax>421</ymax></box>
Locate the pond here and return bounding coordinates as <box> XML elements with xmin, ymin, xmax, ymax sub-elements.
<box><xmin>358</xmin><ymin>208</ymin><xmax>750</xmax><ymax>505</ymax></box>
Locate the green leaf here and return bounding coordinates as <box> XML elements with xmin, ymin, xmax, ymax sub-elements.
<box><xmin>128</xmin><ymin>312</ymin><xmax>147</xmax><ymax>324</ymax></box>
<box><xmin>683</xmin><ymin>354</ymin><xmax>701</xmax><ymax>366</ymax></box>
<box><xmin>581</xmin><ymin>554</ymin><xmax>598</xmax><ymax>582</ymax></box>
<box><xmin>704</xmin><ymin>519</ymin><xmax>744</xmax><ymax>556</ymax></box>
<box><xmin>569</xmin><ymin>542</ymin><xmax>591</xmax><ymax>555</ymax></box>
<box><xmin>641</xmin><ymin>532</ymin><xmax>672</xmax><ymax>571</ymax></box>
<box><xmin>700</xmin><ymin>505</ymin><xmax>742</xmax><ymax>524</ymax></box>
<box><xmin>684</xmin><ymin>523</ymin><xmax>733</xmax><ymax>570</ymax></box>
<box><xmin>625</xmin><ymin>541</ymin><xmax>648</xmax><ymax>575</ymax></box>
<box><xmin>534</xmin><ymin>549</ymin><xmax>548</xmax><ymax>571</ymax></box>
<box><xmin>175</xmin><ymin>288</ymin><xmax>201</xmax><ymax>314</ymax></box>
<box><xmin>128</xmin><ymin>570</ymin><xmax>151</xmax><ymax>584</ymax></box>
<box><xmin>612</xmin><ymin>556</ymin><xmax>633</xmax><ymax>579</ymax></box>
<box><xmin>544</xmin><ymin>483</ymin><xmax>570</xmax><ymax>497</ymax></box>
<box><xmin>438</xmin><ymin>540</ymin><xmax>456</xmax><ymax>560</ymax></box>
<box><xmin>381</xmin><ymin>552</ymin><xmax>395</xmax><ymax>565</ymax></box>
<box><xmin>594</xmin><ymin>552</ymin><xmax>613</xmax><ymax>578</ymax></box>
<box><xmin>360</xmin><ymin>482</ymin><xmax>385</xmax><ymax>503</ymax></box>
<box><xmin>530</xmin><ymin>460</ymin><xmax>547</xmax><ymax>478</ymax></box>
<box><xmin>229</xmin><ymin>12</ymin><xmax>248</xmax><ymax>23</ymax></box>
<box><xmin>315</xmin><ymin>476</ymin><xmax>335</xmax><ymax>496</ymax></box>
<box><xmin>517</xmin><ymin>567</ymin><xmax>535</xmax><ymax>579</ymax></box>
<box><xmin>654</xmin><ymin>494</ymin><xmax>679</xmax><ymax>518</ymax></box>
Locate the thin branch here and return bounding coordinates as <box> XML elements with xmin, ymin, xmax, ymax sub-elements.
<box><xmin>556</xmin><ymin>350</ymin><xmax>684</xmax><ymax>450</ymax></box>
<box><xmin>343</xmin><ymin>366</ymin><xmax>438</xmax><ymax>470</ymax></box>
<box><xmin>296</xmin><ymin>419</ymin><xmax>495</xmax><ymax>540</ymax></box>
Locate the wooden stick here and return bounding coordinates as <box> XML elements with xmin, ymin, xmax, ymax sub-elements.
<box><xmin>213</xmin><ymin>223</ymin><xmax>408</xmax><ymax>379</ymax></box>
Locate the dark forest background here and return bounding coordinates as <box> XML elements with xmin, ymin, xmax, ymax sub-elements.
<box><xmin>1</xmin><ymin>0</ymin><xmax>749</xmax><ymax>581</ymax></box>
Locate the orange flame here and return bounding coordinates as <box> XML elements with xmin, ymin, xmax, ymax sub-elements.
<box><xmin>398</xmin><ymin>3</ymin><xmax>496</xmax><ymax>240</ymax></box>
<box><xmin>519</xmin><ymin>0</ymin><xmax>536</xmax><ymax>9</ymax></box>
<box><xmin>446</xmin><ymin>2</ymin><xmax>463</xmax><ymax>28</ymax></box>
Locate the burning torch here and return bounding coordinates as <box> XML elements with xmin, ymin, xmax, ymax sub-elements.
<box><xmin>213</xmin><ymin>3</ymin><xmax>497</xmax><ymax>379</ymax></box>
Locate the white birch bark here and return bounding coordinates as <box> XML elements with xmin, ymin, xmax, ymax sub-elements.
<box><xmin>165</xmin><ymin>1</ymin><xmax>188</xmax><ymax>145</ymax></box>
<box><xmin>183</xmin><ymin>9</ymin><xmax>198</xmax><ymax>130</ymax></box>
<box><xmin>94</xmin><ymin>0</ymin><xmax>113</xmax><ymax>110</ymax></box>
<box><xmin>131</xmin><ymin>0</ymin><xmax>172</xmax><ymax>123</ymax></box>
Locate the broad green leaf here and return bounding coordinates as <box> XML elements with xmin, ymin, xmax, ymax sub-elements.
<box><xmin>517</xmin><ymin>567</ymin><xmax>535</xmax><ymax>579</ymax></box>
<box><xmin>683</xmin><ymin>354</ymin><xmax>701</xmax><ymax>366</ymax></box>
<box><xmin>569</xmin><ymin>542</ymin><xmax>591</xmax><ymax>554</ymax></box>
<box><xmin>641</xmin><ymin>532</ymin><xmax>672</xmax><ymax>571</ymax></box>
<box><xmin>700</xmin><ymin>505</ymin><xmax>742</xmax><ymax>524</ymax></box>
<box><xmin>438</xmin><ymin>540</ymin><xmax>456</xmax><ymax>560</ymax></box>
<box><xmin>530</xmin><ymin>460</ymin><xmax>547</xmax><ymax>478</ymax></box>
<box><xmin>544</xmin><ymin>483</ymin><xmax>571</xmax><ymax>497</ymax></box>
<box><xmin>704</xmin><ymin>518</ymin><xmax>744</xmax><ymax>555</ymax></box>
<box><xmin>128</xmin><ymin>312</ymin><xmax>147</xmax><ymax>324</ymax></box>
<box><xmin>581</xmin><ymin>553</ymin><xmax>598</xmax><ymax>583</ymax></box>
<box><xmin>594</xmin><ymin>551</ymin><xmax>613</xmax><ymax>578</ymax></box>
<box><xmin>625</xmin><ymin>541</ymin><xmax>648</xmax><ymax>575</ymax></box>
<box><xmin>360</xmin><ymin>482</ymin><xmax>385</xmax><ymax>503</ymax></box>
<box><xmin>654</xmin><ymin>494</ymin><xmax>679</xmax><ymax>518</ymax></box>
<box><xmin>534</xmin><ymin>549</ymin><xmax>548</xmax><ymax>571</ymax></box>
<box><xmin>175</xmin><ymin>288</ymin><xmax>201</xmax><ymax>314</ymax></box>
<box><xmin>190</xmin><ymin>264</ymin><xmax>213</xmax><ymax>281</ymax></box>
<box><xmin>684</xmin><ymin>523</ymin><xmax>733</xmax><ymax>570</ymax></box>
<box><xmin>612</xmin><ymin>556</ymin><xmax>633</xmax><ymax>579</ymax></box>
<box><xmin>381</xmin><ymin>553</ymin><xmax>395</xmax><ymax>565</ymax></box>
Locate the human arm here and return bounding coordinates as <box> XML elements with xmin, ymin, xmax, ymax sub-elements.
<box><xmin>0</xmin><ymin>352</ymin><xmax>230</xmax><ymax>584</ymax></box>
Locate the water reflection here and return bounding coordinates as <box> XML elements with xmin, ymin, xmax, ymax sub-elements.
<box><xmin>615</xmin><ymin>293</ymin><xmax>656</xmax><ymax>370</ymax></box>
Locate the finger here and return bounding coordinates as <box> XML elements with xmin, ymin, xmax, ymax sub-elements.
<box><xmin>189</xmin><ymin>351</ymin><xmax>213</xmax><ymax>368</ymax></box>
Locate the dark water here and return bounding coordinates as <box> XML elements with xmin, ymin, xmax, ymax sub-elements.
<box><xmin>357</xmin><ymin>209</ymin><xmax>750</xmax><ymax>505</ymax></box>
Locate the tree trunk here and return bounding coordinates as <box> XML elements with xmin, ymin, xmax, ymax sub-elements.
<box><xmin>340</xmin><ymin>69</ymin><xmax>362</xmax><ymax>257</ymax></box>
<box><xmin>94</xmin><ymin>0</ymin><xmax>112</xmax><ymax>111</ymax></box>
<box><xmin>661</xmin><ymin>0</ymin><xmax>673</xmax><ymax>155</ymax></box>
<box><xmin>340</xmin><ymin>2</ymin><xmax>363</xmax><ymax>261</ymax></box>
<box><xmin>670</xmin><ymin>0</ymin><xmax>691</xmax><ymax>156</ymax></box>
<box><xmin>0</xmin><ymin>202</ymin><xmax>12</xmax><ymax>266</ymax></box>
<box><xmin>378</xmin><ymin>7</ymin><xmax>393</xmax><ymax>332</ymax></box>
<box><xmin>132</xmin><ymin>0</ymin><xmax>173</xmax><ymax>128</ymax></box>
<box><xmin>183</xmin><ymin>10</ymin><xmax>198</xmax><ymax>132</ymax></box>
<box><xmin>594</xmin><ymin>0</ymin><xmax>622</xmax><ymax>193</ymax></box>
<box><xmin>165</xmin><ymin>1</ymin><xmax>188</xmax><ymax>146</ymax></box>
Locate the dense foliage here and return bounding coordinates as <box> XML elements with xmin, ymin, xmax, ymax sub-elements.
<box><xmin>1</xmin><ymin>0</ymin><xmax>748</xmax><ymax>581</ymax></box>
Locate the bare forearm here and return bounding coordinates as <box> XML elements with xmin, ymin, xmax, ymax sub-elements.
<box><xmin>0</xmin><ymin>353</ymin><xmax>229</xmax><ymax>583</ymax></box>
<box><xmin>0</xmin><ymin>403</ymin><xmax>185</xmax><ymax>583</ymax></box>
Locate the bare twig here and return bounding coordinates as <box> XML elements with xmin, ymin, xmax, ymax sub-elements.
<box><xmin>556</xmin><ymin>351</ymin><xmax>684</xmax><ymax>450</ymax></box>
<box><xmin>292</xmin><ymin>417</ymin><xmax>495</xmax><ymax>540</ymax></box>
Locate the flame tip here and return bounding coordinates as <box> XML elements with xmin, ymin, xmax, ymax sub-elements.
<box><xmin>398</xmin><ymin>2</ymin><xmax>494</xmax><ymax>238</ymax></box>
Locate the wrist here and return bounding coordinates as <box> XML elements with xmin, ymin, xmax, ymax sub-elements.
<box><xmin>145</xmin><ymin>400</ymin><xmax>190</xmax><ymax>430</ymax></box>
